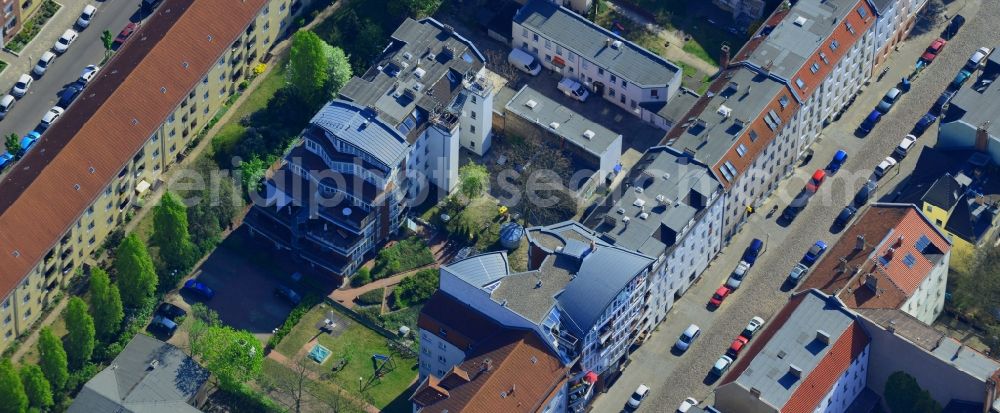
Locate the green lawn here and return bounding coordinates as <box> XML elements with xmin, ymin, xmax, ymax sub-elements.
<box><xmin>211</xmin><ymin>56</ymin><xmax>289</xmax><ymax>157</ymax></box>
<box><xmin>617</xmin><ymin>0</ymin><xmax>751</xmax><ymax>67</ymax></box>
<box><xmin>274</xmin><ymin>306</ymin><xmax>417</xmax><ymax>410</ymax></box>
<box><xmin>262</xmin><ymin>358</ymin><xmax>368</xmax><ymax>413</ymax></box>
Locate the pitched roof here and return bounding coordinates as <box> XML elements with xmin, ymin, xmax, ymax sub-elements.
<box><xmin>513</xmin><ymin>0</ymin><xmax>679</xmax><ymax>87</ymax></box>
<box><xmin>68</xmin><ymin>334</ymin><xmax>209</xmax><ymax>413</ymax></box>
<box><xmin>945</xmin><ymin>192</ymin><xmax>997</xmax><ymax>243</ymax></box>
<box><xmin>418</xmin><ymin>291</ymin><xmax>503</xmax><ymax>351</ymax></box>
<box><xmin>308</xmin><ymin>100</ymin><xmax>410</xmax><ymax>169</ymax></box>
<box><xmin>921</xmin><ymin>173</ymin><xmax>964</xmax><ymax>210</ymax></box>
<box><xmin>411</xmin><ymin>329</ymin><xmax>567</xmax><ymax>413</ymax></box>
<box><xmin>0</xmin><ymin>0</ymin><xmax>266</xmax><ymax>296</ymax></box>
<box><xmin>442</xmin><ymin>251</ymin><xmax>510</xmax><ymax>288</ymax></box>
<box><xmin>784</xmin><ymin>321</ymin><xmax>869</xmax><ymax>412</ymax></box>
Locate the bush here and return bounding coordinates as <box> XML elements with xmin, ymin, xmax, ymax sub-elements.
<box><xmin>65</xmin><ymin>362</ymin><xmax>100</xmax><ymax>394</ymax></box>
<box><xmin>370</xmin><ymin>238</ymin><xmax>434</xmax><ymax>280</ymax></box>
<box><xmin>355</xmin><ymin>288</ymin><xmax>384</xmax><ymax>306</ymax></box>
<box><xmin>391</xmin><ymin>269</ymin><xmax>438</xmax><ymax>310</ymax></box>
<box><xmin>351</xmin><ymin>267</ymin><xmax>372</xmax><ymax>288</ymax></box>
<box><xmin>266</xmin><ymin>295</ymin><xmax>321</xmax><ymax>349</ymax></box>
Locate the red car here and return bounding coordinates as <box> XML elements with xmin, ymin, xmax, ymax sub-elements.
<box><xmin>114</xmin><ymin>22</ymin><xmax>137</xmax><ymax>46</ymax></box>
<box><xmin>709</xmin><ymin>286</ymin><xmax>732</xmax><ymax>308</ymax></box>
<box><xmin>726</xmin><ymin>336</ymin><xmax>750</xmax><ymax>358</ymax></box>
<box><xmin>921</xmin><ymin>38</ymin><xmax>946</xmax><ymax>62</ymax></box>
<box><xmin>805</xmin><ymin>169</ymin><xmax>826</xmax><ymax>193</ymax></box>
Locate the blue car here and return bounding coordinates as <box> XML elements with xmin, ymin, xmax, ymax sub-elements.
<box><xmin>0</xmin><ymin>152</ymin><xmax>12</xmax><ymax>171</ymax></box>
<box><xmin>182</xmin><ymin>279</ymin><xmax>215</xmax><ymax>300</ymax></box>
<box><xmin>859</xmin><ymin>110</ymin><xmax>881</xmax><ymax>135</ymax></box>
<box><xmin>951</xmin><ymin>69</ymin><xmax>972</xmax><ymax>89</ymax></box>
<box><xmin>828</xmin><ymin>150</ymin><xmax>848</xmax><ymax>173</ymax></box>
<box><xmin>742</xmin><ymin>238</ymin><xmax>764</xmax><ymax>266</ymax></box>
<box><xmin>913</xmin><ymin>113</ymin><xmax>938</xmax><ymax>136</ymax></box>
<box><xmin>802</xmin><ymin>240</ymin><xmax>828</xmax><ymax>266</ymax></box>
<box><xmin>18</xmin><ymin>132</ymin><xmax>40</xmax><ymax>156</ymax></box>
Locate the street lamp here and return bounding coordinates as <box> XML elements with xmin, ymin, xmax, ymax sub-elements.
<box><xmin>359</xmin><ymin>377</ymin><xmax>363</xmax><ymax>392</ymax></box>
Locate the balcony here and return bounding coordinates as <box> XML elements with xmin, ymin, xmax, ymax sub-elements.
<box><xmin>44</xmin><ymin>265</ymin><xmax>57</xmax><ymax>280</ymax></box>
<box><xmin>61</xmin><ymin>262</ymin><xmax>74</xmax><ymax>275</ymax></box>
<box><xmin>119</xmin><ymin>198</ymin><xmax>131</xmax><ymax>211</ymax></box>
<box><xmin>59</xmin><ymin>247</ymin><xmax>73</xmax><ymax>261</ymax></box>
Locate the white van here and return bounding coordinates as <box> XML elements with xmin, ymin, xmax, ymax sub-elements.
<box><xmin>508</xmin><ymin>48</ymin><xmax>541</xmax><ymax>76</ymax></box>
<box><xmin>558</xmin><ymin>78</ymin><xmax>590</xmax><ymax>102</ymax></box>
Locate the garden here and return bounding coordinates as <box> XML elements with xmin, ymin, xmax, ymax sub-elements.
<box><xmin>5</xmin><ymin>1</ymin><xmax>60</xmax><ymax>53</ymax></box>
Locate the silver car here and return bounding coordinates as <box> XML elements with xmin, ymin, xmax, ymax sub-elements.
<box><xmin>33</xmin><ymin>52</ymin><xmax>56</xmax><ymax>76</ymax></box>
<box><xmin>11</xmin><ymin>74</ymin><xmax>32</xmax><ymax>98</ymax></box>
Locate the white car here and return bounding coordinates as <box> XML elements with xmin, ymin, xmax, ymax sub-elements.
<box><xmin>674</xmin><ymin>324</ymin><xmax>701</xmax><ymax>352</ymax></box>
<box><xmin>40</xmin><ymin>106</ymin><xmax>65</xmax><ymax>128</ymax></box>
<box><xmin>79</xmin><ymin>65</ymin><xmax>100</xmax><ymax>84</ymax></box>
<box><xmin>53</xmin><ymin>29</ymin><xmax>78</xmax><ymax>53</ymax></box>
<box><xmin>710</xmin><ymin>355</ymin><xmax>734</xmax><ymax>377</ymax></box>
<box><xmin>77</xmin><ymin>5</ymin><xmax>97</xmax><ymax>28</ymax></box>
<box><xmin>741</xmin><ymin>316</ymin><xmax>766</xmax><ymax>339</ymax></box>
<box><xmin>557</xmin><ymin>78</ymin><xmax>590</xmax><ymax>102</ymax></box>
<box><xmin>966</xmin><ymin>47</ymin><xmax>992</xmax><ymax>69</ymax></box>
<box><xmin>678</xmin><ymin>397</ymin><xmax>699</xmax><ymax>413</ymax></box>
<box><xmin>787</xmin><ymin>263</ymin><xmax>809</xmax><ymax>285</ymax></box>
<box><xmin>874</xmin><ymin>156</ymin><xmax>898</xmax><ymax>178</ymax></box>
<box><xmin>0</xmin><ymin>95</ymin><xmax>15</xmax><ymax>120</ymax></box>
<box><xmin>894</xmin><ymin>134</ymin><xmax>917</xmax><ymax>158</ymax></box>
<box><xmin>627</xmin><ymin>384</ymin><xmax>649</xmax><ymax>409</ymax></box>
<box><xmin>726</xmin><ymin>260</ymin><xmax>750</xmax><ymax>290</ymax></box>
<box><xmin>11</xmin><ymin>74</ymin><xmax>32</xmax><ymax>98</ymax></box>
<box><xmin>33</xmin><ymin>51</ymin><xmax>56</xmax><ymax>76</ymax></box>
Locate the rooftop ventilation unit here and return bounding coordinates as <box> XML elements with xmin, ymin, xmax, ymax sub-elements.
<box><xmin>717</xmin><ymin>104</ymin><xmax>733</xmax><ymax>118</ymax></box>
<box><xmin>611</xmin><ymin>40</ymin><xmax>623</xmax><ymax>49</ymax></box>
<box><xmin>639</xmin><ymin>212</ymin><xmax>649</xmax><ymax>220</ymax></box>
<box><xmin>402</xmin><ymin>52</ymin><xmax>413</xmax><ymax>60</ymax></box>
<box><xmin>525</xmin><ymin>99</ymin><xmax>538</xmax><ymax>109</ymax></box>
<box><xmin>655</xmin><ymin>194</ymin><xmax>666</xmax><ymax>204</ymax></box>
<box><xmin>788</xmin><ymin>364</ymin><xmax>802</xmax><ymax>378</ymax></box>
<box><xmin>633</xmin><ymin>199</ymin><xmax>646</xmax><ymax>207</ymax></box>
<box><xmin>616</xmin><ymin>208</ymin><xmax>625</xmax><ymax>214</ymax></box>
<box><xmin>549</xmin><ymin>122</ymin><xmax>560</xmax><ymax>129</ymax></box>
<box><xmin>414</xmin><ymin>67</ymin><xmax>426</xmax><ymax>78</ymax></box>
<box><xmin>794</xmin><ymin>16</ymin><xmax>808</xmax><ymax>27</ymax></box>
<box><xmin>583</xmin><ymin>130</ymin><xmax>595</xmax><ymax>139</ymax></box>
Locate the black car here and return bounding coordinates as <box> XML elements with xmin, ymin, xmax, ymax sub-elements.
<box><xmin>835</xmin><ymin>205</ymin><xmax>858</xmax><ymax>228</ymax></box>
<box><xmin>156</xmin><ymin>302</ymin><xmax>187</xmax><ymax>320</ymax></box>
<box><xmin>149</xmin><ymin>315</ymin><xmax>178</xmax><ymax>338</ymax></box>
<box><xmin>932</xmin><ymin>90</ymin><xmax>956</xmax><ymax>115</ymax></box>
<box><xmin>854</xmin><ymin>179</ymin><xmax>877</xmax><ymax>207</ymax></box>
<box><xmin>912</xmin><ymin>113</ymin><xmax>938</xmax><ymax>136</ymax></box>
<box><xmin>57</xmin><ymin>83</ymin><xmax>84</xmax><ymax>108</ymax></box>
<box><xmin>274</xmin><ymin>285</ymin><xmax>302</xmax><ymax>306</ymax></box>
<box><xmin>942</xmin><ymin>15</ymin><xmax>965</xmax><ymax>40</ymax></box>
<box><xmin>781</xmin><ymin>205</ymin><xmax>803</xmax><ymax>222</ymax></box>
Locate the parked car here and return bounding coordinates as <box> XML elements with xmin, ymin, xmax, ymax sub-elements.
<box><xmin>627</xmin><ymin>384</ymin><xmax>650</xmax><ymax>409</ymax></box>
<box><xmin>894</xmin><ymin>134</ymin><xmax>917</xmax><ymax>158</ymax></box>
<box><xmin>782</xmin><ymin>205</ymin><xmax>804</xmax><ymax>222</ymax></box>
<box><xmin>806</xmin><ymin>169</ymin><xmax>826</xmax><ymax>193</ymax></box>
<box><xmin>53</xmin><ymin>29</ymin><xmax>79</xmax><ymax>54</ymax></box>
<box><xmin>726</xmin><ymin>261</ymin><xmax>750</xmax><ymax>290</ymax></box>
<box><xmin>678</xmin><ymin>397</ymin><xmax>699</xmax><ymax>413</ymax></box>
<box><xmin>508</xmin><ymin>48</ymin><xmax>541</xmax><ymax>76</ymax></box>
<box><xmin>787</xmin><ymin>263</ymin><xmax>809</xmax><ymax>285</ymax></box>
<box><xmin>951</xmin><ymin>69</ymin><xmax>973</xmax><ymax>90</ymax></box>
<box><xmin>156</xmin><ymin>302</ymin><xmax>187</xmax><ymax>320</ymax></box>
<box><xmin>742</xmin><ymin>238</ymin><xmax>764</xmax><ymax>265</ymax></box>
<box><xmin>674</xmin><ymin>324</ymin><xmax>701</xmax><ymax>352</ymax></box>
<box><xmin>827</xmin><ymin>150</ymin><xmax>848</xmax><ymax>173</ymax></box>
<box><xmin>876</xmin><ymin>88</ymin><xmax>902</xmax><ymax>113</ymax></box>
<box><xmin>18</xmin><ymin>132</ymin><xmax>40</xmax><ymax>156</ymax></box>
<box><xmin>149</xmin><ymin>315</ymin><xmax>178</xmax><ymax>337</ymax></box>
<box><xmin>802</xmin><ymin>240</ymin><xmax>828</xmax><ymax>266</ymax></box>
<box><xmin>39</xmin><ymin>106</ymin><xmax>65</xmax><ymax>129</ymax></box>
<box><xmin>0</xmin><ymin>152</ymin><xmax>12</xmax><ymax>171</ymax></box>
<box><xmin>11</xmin><ymin>74</ymin><xmax>32</xmax><ymax>98</ymax></box>
<box><xmin>912</xmin><ymin>113</ymin><xmax>938</xmax><ymax>136</ymax></box>
<box><xmin>709</xmin><ymin>286</ymin><xmax>732</xmax><ymax>309</ymax></box>
<box><xmin>79</xmin><ymin>65</ymin><xmax>100</xmax><ymax>84</ymax></box>
<box><xmin>835</xmin><ymin>205</ymin><xmax>858</xmax><ymax>228</ymax></box>
<box><xmin>32</xmin><ymin>52</ymin><xmax>56</xmax><ymax>76</ymax></box>
<box><xmin>274</xmin><ymin>285</ymin><xmax>302</xmax><ymax>306</ymax></box>
<box><xmin>966</xmin><ymin>47</ymin><xmax>992</xmax><ymax>70</ymax></box>
<box><xmin>932</xmin><ymin>90</ymin><xmax>956</xmax><ymax>114</ymax></box>
<box><xmin>710</xmin><ymin>355</ymin><xmax>734</xmax><ymax>377</ymax></box>
<box><xmin>859</xmin><ymin>110</ymin><xmax>881</xmax><ymax>135</ymax></box>
<box><xmin>741</xmin><ymin>316</ymin><xmax>765</xmax><ymax>340</ymax></box>
<box><xmin>115</xmin><ymin>22</ymin><xmax>138</xmax><ymax>46</ymax></box>
<box><xmin>920</xmin><ymin>38</ymin><xmax>947</xmax><ymax>63</ymax></box>
<box><xmin>557</xmin><ymin>78</ymin><xmax>589</xmax><ymax>102</ymax></box>
<box><xmin>58</xmin><ymin>83</ymin><xmax>84</xmax><ymax>108</ymax></box>
<box><xmin>874</xmin><ymin>156</ymin><xmax>898</xmax><ymax>178</ymax></box>
<box><xmin>0</xmin><ymin>95</ymin><xmax>15</xmax><ymax>120</ymax></box>
<box><xmin>942</xmin><ymin>15</ymin><xmax>965</xmax><ymax>40</ymax></box>
<box><xmin>727</xmin><ymin>336</ymin><xmax>750</xmax><ymax>358</ymax></box>
<box><xmin>182</xmin><ymin>279</ymin><xmax>215</xmax><ymax>300</ymax></box>
<box><xmin>77</xmin><ymin>5</ymin><xmax>97</xmax><ymax>28</ymax></box>
<box><xmin>854</xmin><ymin>179</ymin><xmax>877</xmax><ymax>206</ymax></box>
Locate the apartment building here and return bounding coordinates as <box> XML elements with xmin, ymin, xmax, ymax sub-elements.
<box><xmin>665</xmin><ymin>0</ymin><xmax>891</xmax><ymax>241</ymax></box>
<box><xmin>585</xmin><ymin>146</ymin><xmax>724</xmax><ymax>326</ymax></box>
<box><xmin>713</xmin><ymin>0</ymin><xmax>766</xmax><ymax>22</ymax></box>
<box><xmin>800</xmin><ymin>204</ymin><xmax>951</xmax><ymax>325</ymax></box>
<box><xmin>512</xmin><ymin>0</ymin><xmax>683</xmax><ymax>130</ymax></box>
<box><xmin>938</xmin><ymin>52</ymin><xmax>1000</xmax><ymax>165</ymax></box>
<box><xmin>2</xmin><ymin>0</ymin><xmax>41</xmax><ymax>44</ymax></box>
<box><xmin>424</xmin><ymin>221</ymin><xmax>654</xmax><ymax>411</ymax></box>
<box><xmin>417</xmin><ymin>288</ymin><xmax>504</xmax><ymax>379</ymax></box>
<box><xmin>0</xmin><ymin>0</ymin><xmax>309</xmax><ymax>353</ymax></box>
<box><xmin>715</xmin><ymin>290</ymin><xmax>872</xmax><ymax>413</ymax></box>
<box><xmin>921</xmin><ymin>173</ymin><xmax>1000</xmax><ymax>257</ymax></box>
<box><xmin>246</xmin><ymin>100</ymin><xmax>409</xmax><ymax>277</ymax></box>
<box><xmin>339</xmin><ymin>17</ymin><xmax>492</xmax><ymax>195</ymax></box>
<box><xmin>869</xmin><ymin>0</ymin><xmax>926</xmax><ymax>69</ymax></box>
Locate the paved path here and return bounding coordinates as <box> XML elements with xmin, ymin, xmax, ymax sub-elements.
<box><xmin>266</xmin><ymin>350</ymin><xmax>380</xmax><ymax>413</ymax></box>
<box><xmin>10</xmin><ymin>296</ymin><xmax>67</xmax><ymax>365</ymax></box>
<box><xmin>605</xmin><ymin>0</ymin><xmax>718</xmax><ymax>75</ymax></box>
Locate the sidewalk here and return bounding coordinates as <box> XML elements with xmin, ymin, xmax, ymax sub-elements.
<box><xmin>0</xmin><ymin>0</ymin><xmax>88</xmax><ymax>88</ymax></box>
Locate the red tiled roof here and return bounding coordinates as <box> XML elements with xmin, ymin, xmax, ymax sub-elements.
<box><xmin>418</xmin><ymin>292</ymin><xmax>503</xmax><ymax>351</ymax></box>
<box><xmin>412</xmin><ymin>329</ymin><xmax>567</xmax><ymax>413</ymax></box>
<box><xmin>721</xmin><ymin>291</ymin><xmax>808</xmax><ymax>386</ymax></box>
<box><xmin>0</xmin><ymin>0</ymin><xmax>265</xmax><ymax>296</ymax></box>
<box><xmin>871</xmin><ymin>208</ymin><xmax>950</xmax><ymax>293</ymax></box>
<box><xmin>783</xmin><ymin>322</ymin><xmax>869</xmax><ymax>412</ymax></box>
<box><xmin>787</xmin><ymin>0</ymin><xmax>875</xmax><ymax>101</ymax></box>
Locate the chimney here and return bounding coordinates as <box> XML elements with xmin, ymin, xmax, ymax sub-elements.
<box><xmin>855</xmin><ymin>234</ymin><xmax>865</xmax><ymax>251</ymax></box>
<box><xmin>976</xmin><ymin>122</ymin><xmax>990</xmax><ymax>151</ymax></box>
<box><xmin>816</xmin><ymin>330</ymin><xmax>831</xmax><ymax>345</ymax></box>
<box><xmin>788</xmin><ymin>364</ymin><xmax>803</xmax><ymax>378</ymax></box>
<box><xmin>482</xmin><ymin>358</ymin><xmax>493</xmax><ymax>372</ymax></box>
<box><xmin>720</xmin><ymin>45</ymin><xmax>731</xmax><ymax>69</ymax></box>
<box><xmin>894</xmin><ymin>235</ymin><xmax>904</xmax><ymax>248</ymax></box>
<box><xmin>605</xmin><ymin>38</ymin><xmax>612</xmax><ymax>47</ymax></box>
<box><xmin>887</xmin><ymin>320</ymin><xmax>897</xmax><ymax>334</ymax></box>
<box><xmin>884</xmin><ymin>247</ymin><xmax>895</xmax><ymax>262</ymax></box>
<box><xmin>750</xmin><ymin>387</ymin><xmax>762</xmax><ymax>398</ymax></box>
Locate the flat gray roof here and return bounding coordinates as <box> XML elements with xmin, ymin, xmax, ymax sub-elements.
<box><xmin>641</xmin><ymin>88</ymin><xmax>702</xmax><ymax>126</ymax></box>
<box><xmin>946</xmin><ymin>52</ymin><xmax>1000</xmax><ymax>137</ymax></box>
<box><xmin>505</xmin><ymin>85</ymin><xmax>622</xmax><ymax>157</ymax></box>
<box><xmin>309</xmin><ymin>100</ymin><xmax>410</xmax><ymax>169</ymax></box>
<box><xmin>443</xmin><ymin>251</ymin><xmax>511</xmax><ymax>288</ymax></box>
<box><xmin>513</xmin><ymin>0</ymin><xmax>680</xmax><ymax>87</ymax></box>
<box><xmin>733</xmin><ymin>290</ymin><xmax>859</xmax><ymax>409</ymax></box>
<box><xmin>595</xmin><ymin>146</ymin><xmax>720</xmax><ymax>257</ymax></box>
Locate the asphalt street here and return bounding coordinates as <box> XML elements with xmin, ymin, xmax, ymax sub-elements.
<box><xmin>590</xmin><ymin>0</ymin><xmax>998</xmax><ymax>411</ymax></box>
<box><xmin>1</xmin><ymin>0</ymin><xmax>144</xmax><ymax>143</ymax></box>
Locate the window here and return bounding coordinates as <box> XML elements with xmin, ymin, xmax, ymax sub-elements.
<box><xmin>621</xmin><ymin>80</ymin><xmax>627</xmax><ymax>88</ymax></box>
<box><xmin>3</xmin><ymin>315</ymin><xmax>9</xmax><ymax>325</ymax></box>
<box><xmin>556</xmin><ymin>45</ymin><xmax>562</xmax><ymax>55</ymax></box>
<box><xmin>1</xmin><ymin>299</ymin><xmax>7</xmax><ymax>310</ymax></box>
<box><xmin>438</xmin><ymin>356</ymin><xmax>446</xmax><ymax>363</ymax></box>
<box><xmin>471</xmin><ymin>95</ymin><xmax>477</xmax><ymax>104</ymax></box>
<box><xmin>830</xmin><ymin>40</ymin><xmax>840</xmax><ymax>51</ymax></box>
<box><xmin>795</xmin><ymin>78</ymin><xmax>806</xmax><ymax>89</ymax></box>
<box><xmin>779</xmin><ymin>96</ymin><xmax>789</xmax><ymax>108</ymax></box>
<box><xmin>610</xmin><ymin>74</ymin><xmax>617</xmax><ymax>83</ymax></box>
<box><xmin>651</xmin><ymin>89</ymin><xmax>659</xmax><ymax>98</ymax></box>
<box><xmin>522</xmin><ymin>28</ymin><xmax>529</xmax><ymax>37</ymax></box>
<box><xmin>470</xmin><ymin>125</ymin><xmax>476</xmax><ymax>133</ymax></box>
<box><xmin>544</xmin><ymin>39</ymin><xmax>551</xmax><ymax>50</ymax></box>
<box><xmin>23</xmin><ymin>309</ymin><xmax>30</xmax><ymax>320</ymax></box>
<box><xmin>280</xmin><ymin>2</ymin><xmax>287</xmax><ymax>11</ymax></box>
<box><xmin>749</xmin><ymin>130</ymin><xmax>758</xmax><ymax>142</ymax></box>
<box><xmin>522</xmin><ymin>41</ymin><xmax>528</xmax><ymax>49</ymax></box>
<box><xmin>203</xmin><ymin>91</ymin><xmax>209</xmax><ymax>100</ymax></box>
<box><xmin>609</xmin><ymin>89</ymin><xmax>615</xmax><ymax>97</ymax></box>
<box><xmin>857</xmin><ymin>6</ymin><xmax>868</xmax><ymax>19</ymax></box>
<box><xmin>471</xmin><ymin>141</ymin><xmax>475</xmax><ymax>149</ymax></box>
<box><xmin>22</xmin><ymin>293</ymin><xmax>29</xmax><ymax>303</ymax></box>
<box><xmin>598</xmin><ymin>68</ymin><xmax>604</xmax><ymax>75</ymax></box>
<box><xmin>819</xmin><ymin>52</ymin><xmax>829</xmax><ymax>64</ymax></box>
<box><xmin>736</xmin><ymin>144</ymin><xmax>747</xmax><ymax>157</ymax></box>
<box><xmin>438</xmin><ymin>342</ymin><xmax>446</xmax><ymax>350</ymax></box>
<box><xmin>532</xmin><ymin>33</ymin><xmax>539</xmax><ymax>42</ymax></box>
<box><xmin>845</xmin><ymin>21</ymin><xmax>855</xmax><ymax>34</ymax></box>
<box><xmin>810</xmin><ymin>63</ymin><xmax>820</xmax><ymax>73</ymax></box>
<box><xmin>470</xmin><ymin>111</ymin><xmax>476</xmax><ymax>119</ymax></box>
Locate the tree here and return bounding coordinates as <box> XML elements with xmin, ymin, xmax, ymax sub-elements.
<box><xmin>0</xmin><ymin>358</ymin><xmax>27</xmax><ymax>413</ymax></box>
<box><xmin>326</xmin><ymin>46</ymin><xmax>352</xmax><ymax>97</ymax></box>
<box><xmin>19</xmin><ymin>365</ymin><xmax>52</xmax><ymax>411</ymax></box>
<box><xmin>4</xmin><ymin>133</ymin><xmax>20</xmax><ymax>157</ymax></box>
<box><xmin>260</xmin><ymin>355</ymin><xmax>311</xmax><ymax>413</ymax></box>
<box><xmin>458</xmin><ymin>164</ymin><xmax>489</xmax><ymax>201</ymax></box>
<box><xmin>64</xmin><ymin>297</ymin><xmax>96</xmax><ymax>368</ymax></box>
<box><xmin>114</xmin><ymin>233</ymin><xmax>157</xmax><ymax>308</ymax></box>
<box><xmin>393</xmin><ymin>269</ymin><xmax>439</xmax><ymax>308</ymax></box>
<box><xmin>89</xmin><ymin>268</ymin><xmax>124</xmax><ymax>340</ymax></box>
<box><xmin>884</xmin><ymin>371</ymin><xmax>941</xmax><ymax>413</ymax></box>
<box><xmin>37</xmin><ymin>328</ymin><xmax>68</xmax><ymax>392</ymax></box>
<box><xmin>101</xmin><ymin>30</ymin><xmax>114</xmax><ymax>59</ymax></box>
<box><xmin>389</xmin><ymin>0</ymin><xmax>443</xmax><ymax>19</ymax></box>
<box><xmin>239</xmin><ymin>155</ymin><xmax>269</xmax><ymax>196</ymax></box>
<box><xmin>191</xmin><ymin>324</ymin><xmax>263</xmax><ymax>392</ymax></box>
<box><xmin>287</xmin><ymin>31</ymin><xmax>331</xmax><ymax>108</ymax></box>
<box><xmin>153</xmin><ymin>192</ymin><xmax>196</xmax><ymax>274</ymax></box>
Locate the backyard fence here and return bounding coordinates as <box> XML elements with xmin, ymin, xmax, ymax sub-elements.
<box><xmin>323</xmin><ymin>298</ymin><xmax>418</xmax><ymax>358</ymax></box>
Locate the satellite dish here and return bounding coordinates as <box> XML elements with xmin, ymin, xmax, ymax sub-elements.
<box><xmin>342</xmin><ymin>207</ymin><xmax>352</xmax><ymax>216</ymax></box>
